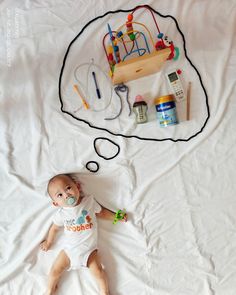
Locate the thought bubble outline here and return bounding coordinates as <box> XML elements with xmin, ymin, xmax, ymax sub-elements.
<box><xmin>58</xmin><ymin>5</ymin><xmax>210</xmax><ymax>142</ymax></box>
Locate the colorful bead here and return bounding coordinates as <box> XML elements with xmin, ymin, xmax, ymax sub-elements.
<box><xmin>127</xmin><ymin>14</ymin><xmax>133</xmax><ymax>21</ymax></box>
<box><xmin>117</xmin><ymin>31</ymin><xmax>123</xmax><ymax>38</ymax></box>
<box><xmin>108</xmin><ymin>53</ymin><xmax>114</xmax><ymax>61</ymax></box>
<box><xmin>126</xmin><ymin>21</ymin><xmax>133</xmax><ymax>28</ymax></box>
<box><xmin>129</xmin><ymin>33</ymin><xmax>135</xmax><ymax>41</ymax></box>
<box><xmin>107</xmin><ymin>45</ymin><xmax>113</xmax><ymax>54</ymax></box>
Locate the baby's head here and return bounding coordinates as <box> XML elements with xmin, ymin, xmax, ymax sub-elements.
<box><xmin>47</xmin><ymin>174</ymin><xmax>81</xmax><ymax>208</ymax></box>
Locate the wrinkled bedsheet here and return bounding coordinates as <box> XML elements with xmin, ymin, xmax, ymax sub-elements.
<box><xmin>0</xmin><ymin>1</ymin><xmax>236</xmax><ymax>294</ymax></box>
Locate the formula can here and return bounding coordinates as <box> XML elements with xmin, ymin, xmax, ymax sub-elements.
<box><xmin>154</xmin><ymin>94</ymin><xmax>178</xmax><ymax>127</ymax></box>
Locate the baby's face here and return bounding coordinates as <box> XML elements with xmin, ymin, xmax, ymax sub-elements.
<box><xmin>48</xmin><ymin>175</ymin><xmax>80</xmax><ymax>207</ymax></box>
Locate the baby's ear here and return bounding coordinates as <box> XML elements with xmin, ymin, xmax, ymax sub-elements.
<box><xmin>76</xmin><ymin>182</ymin><xmax>80</xmax><ymax>190</ymax></box>
<box><xmin>52</xmin><ymin>201</ymin><xmax>58</xmax><ymax>207</ymax></box>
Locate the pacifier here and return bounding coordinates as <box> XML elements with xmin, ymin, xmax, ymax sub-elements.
<box><xmin>66</xmin><ymin>196</ymin><xmax>76</xmax><ymax>206</ymax></box>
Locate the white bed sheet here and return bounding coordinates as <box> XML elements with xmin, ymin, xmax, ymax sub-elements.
<box><xmin>0</xmin><ymin>0</ymin><xmax>236</xmax><ymax>294</ymax></box>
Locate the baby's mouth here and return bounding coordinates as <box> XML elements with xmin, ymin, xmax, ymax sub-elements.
<box><xmin>66</xmin><ymin>196</ymin><xmax>77</xmax><ymax>206</ymax></box>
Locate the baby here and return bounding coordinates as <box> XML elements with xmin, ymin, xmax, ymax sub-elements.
<box><xmin>40</xmin><ymin>174</ymin><xmax>127</xmax><ymax>295</ymax></box>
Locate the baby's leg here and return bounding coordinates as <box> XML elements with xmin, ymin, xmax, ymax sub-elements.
<box><xmin>87</xmin><ymin>250</ymin><xmax>109</xmax><ymax>295</ymax></box>
<box><xmin>45</xmin><ymin>250</ymin><xmax>70</xmax><ymax>295</ymax></box>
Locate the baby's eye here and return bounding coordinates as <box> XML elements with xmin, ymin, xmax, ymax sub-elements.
<box><xmin>57</xmin><ymin>193</ymin><xmax>63</xmax><ymax>198</ymax></box>
<box><xmin>66</xmin><ymin>186</ymin><xmax>71</xmax><ymax>190</ymax></box>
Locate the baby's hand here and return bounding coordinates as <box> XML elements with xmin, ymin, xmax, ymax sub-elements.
<box><xmin>40</xmin><ymin>240</ymin><xmax>51</xmax><ymax>251</ymax></box>
<box><xmin>120</xmin><ymin>213</ymin><xmax>128</xmax><ymax>223</ymax></box>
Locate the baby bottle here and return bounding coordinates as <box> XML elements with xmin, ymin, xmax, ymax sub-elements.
<box><xmin>133</xmin><ymin>95</ymin><xmax>148</xmax><ymax>124</ymax></box>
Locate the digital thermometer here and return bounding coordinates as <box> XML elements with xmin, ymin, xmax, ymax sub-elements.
<box><xmin>166</xmin><ymin>70</ymin><xmax>185</xmax><ymax>102</ymax></box>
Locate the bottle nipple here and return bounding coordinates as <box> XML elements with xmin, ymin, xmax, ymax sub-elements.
<box><xmin>134</xmin><ymin>95</ymin><xmax>144</xmax><ymax>102</ymax></box>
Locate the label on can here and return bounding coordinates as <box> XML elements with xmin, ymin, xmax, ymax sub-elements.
<box><xmin>155</xmin><ymin>101</ymin><xmax>178</xmax><ymax>127</ymax></box>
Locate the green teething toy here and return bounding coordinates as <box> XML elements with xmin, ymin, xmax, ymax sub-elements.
<box><xmin>113</xmin><ymin>209</ymin><xmax>126</xmax><ymax>224</ymax></box>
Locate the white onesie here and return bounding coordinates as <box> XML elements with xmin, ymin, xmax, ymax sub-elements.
<box><xmin>53</xmin><ymin>196</ymin><xmax>102</xmax><ymax>270</ymax></box>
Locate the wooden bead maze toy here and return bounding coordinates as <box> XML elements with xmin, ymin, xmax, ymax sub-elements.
<box><xmin>102</xmin><ymin>5</ymin><xmax>179</xmax><ymax>85</ymax></box>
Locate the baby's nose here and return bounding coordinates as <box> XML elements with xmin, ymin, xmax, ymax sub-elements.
<box><xmin>63</xmin><ymin>193</ymin><xmax>71</xmax><ymax>199</ymax></box>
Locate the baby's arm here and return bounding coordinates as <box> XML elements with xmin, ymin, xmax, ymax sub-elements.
<box><xmin>96</xmin><ymin>207</ymin><xmax>127</xmax><ymax>222</ymax></box>
<box><xmin>40</xmin><ymin>223</ymin><xmax>60</xmax><ymax>251</ymax></box>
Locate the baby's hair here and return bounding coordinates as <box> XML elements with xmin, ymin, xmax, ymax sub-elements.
<box><xmin>47</xmin><ymin>173</ymin><xmax>83</xmax><ymax>198</ymax></box>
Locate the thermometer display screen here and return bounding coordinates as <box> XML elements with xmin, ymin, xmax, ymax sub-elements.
<box><xmin>168</xmin><ymin>72</ymin><xmax>178</xmax><ymax>82</ymax></box>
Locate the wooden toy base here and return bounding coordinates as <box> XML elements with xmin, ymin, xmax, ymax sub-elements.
<box><xmin>112</xmin><ymin>48</ymin><xmax>171</xmax><ymax>85</ymax></box>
